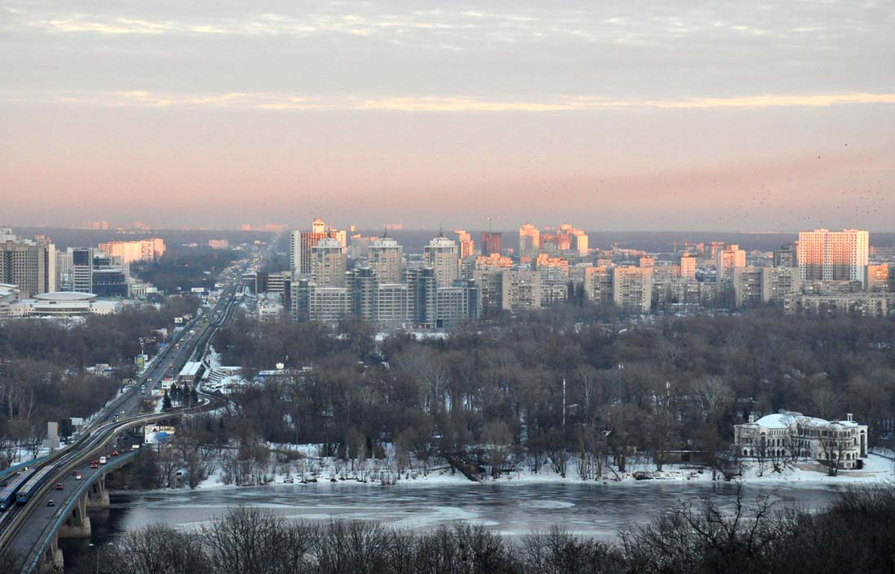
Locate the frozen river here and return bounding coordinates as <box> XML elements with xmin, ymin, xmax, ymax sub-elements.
<box><xmin>59</xmin><ymin>480</ymin><xmax>852</xmax><ymax>568</ymax></box>
<box><xmin>87</xmin><ymin>480</ymin><xmax>849</xmax><ymax>539</ymax></box>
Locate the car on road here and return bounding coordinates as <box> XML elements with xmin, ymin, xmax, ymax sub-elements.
<box><xmin>47</xmin><ymin>500</ymin><xmax>55</xmax><ymax>507</ymax></box>
<box><xmin>72</xmin><ymin>471</ymin><xmax>79</xmax><ymax>476</ymax></box>
<box><xmin>55</xmin><ymin>483</ymin><xmax>64</xmax><ymax>490</ymax></box>
<box><xmin>112</xmin><ymin>451</ymin><xmax>119</xmax><ymax>456</ymax></box>
<box><xmin>90</xmin><ymin>463</ymin><xmax>98</xmax><ymax>469</ymax></box>
<box><xmin>74</xmin><ymin>473</ymin><xmax>82</xmax><ymax>480</ymax></box>
<box><xmin>99</xmin><ymin>456</ymin><xmax>107</xmax><ymax>464</ymax></box>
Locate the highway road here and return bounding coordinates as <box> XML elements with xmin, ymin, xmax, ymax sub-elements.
<box><xmin>0</xmin><ymin>255</ymin><xmax>254</xmax><ymax>573</ymax></box>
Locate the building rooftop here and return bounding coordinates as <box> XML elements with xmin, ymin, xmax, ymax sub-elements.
<box><xmin>34</xmin><ymin>292</ymin><xmax>96</xmax><ymax>302</ymax></box>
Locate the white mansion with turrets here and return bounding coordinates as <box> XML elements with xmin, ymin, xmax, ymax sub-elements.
<box><xmin>734</xmin><ymin>411</ymin><xmax>868</xmax><ymax>470</ymax></box>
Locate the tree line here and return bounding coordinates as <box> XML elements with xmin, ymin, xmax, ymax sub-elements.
<box><xmin>210</xmin><ymin>310</ymin><xmax>895</xmax><ymax>477</ymax></box>
<box><xmin>0</xmin><ymin>296</ymin><xmax>199</xmax><ymax>466</ymax></box>
<box><xmin>132</xmin><ymin>246</ymin><xmax>237</xmax><ymax>294</ymax></box>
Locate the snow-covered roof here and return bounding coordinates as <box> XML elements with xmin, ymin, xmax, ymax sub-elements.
<box><xmin>34</xmin><ymin>291</ymin><xmax>96</xmax><ymax>302</ymax></box>
<box><xmin>753</xmin><ymin>413</ymin><xmax>798</xmax><ymax>429</ymax></box>
<box><xmin>750</xmin><ymin>411</ymin><xmax>863</xmax><ymax>430</ymax></box>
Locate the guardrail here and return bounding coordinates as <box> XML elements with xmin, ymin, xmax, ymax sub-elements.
<box><xmin>22</xmin><ymin>451</ymin><xmax>137</xmax><ymax>574</ymax></box>
<box><xmin>1</xmin><ymin>285</ymin><xmax>238</xmax><ymax>570</ymax></box>
<box><xmin>0</xmin><ymin>399</ymin><xmax>219</xmax><ymax>562</ymax></box>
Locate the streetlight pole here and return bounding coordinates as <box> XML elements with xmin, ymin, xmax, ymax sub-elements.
<box><xmin>562</xmin><ymin>378</ymin><xmax>567</xmax><ymax>435</ymax></box>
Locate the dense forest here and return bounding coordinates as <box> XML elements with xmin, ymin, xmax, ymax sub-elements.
<box><xmin>0</xmin><ymin>296</ymin><xmax>199</xmax><ymax>463</ymax></box>
<box><xmin>55</xmin><ymin>485</ymin><xmax>895</xmax><ymax>574</ymax></box>
<box><xmin>211</xmin><ymin>311</ymin><xmax>895</xmax><ymax>476</ymax></box>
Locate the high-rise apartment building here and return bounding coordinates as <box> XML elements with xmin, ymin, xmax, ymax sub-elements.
<box><xmin>291</xmin><ymin>219</ymin><xmax>347</xmax><ymax>276</ymax></box>
<box><xmin>518</xmin><ymin>223</ymin><xmax>540</xmax><ymax>258</ymax></box>
<box><xmin>454</xmin><ymin>230</ymin><xmax>475</xmax><ymax>259</ymax></box>
<box><xmin>797</xmin><ymin>229</ymin><xmax>869</xmax><ymax>285</ymax></box>
<box><xmin>731</xmin><ymin>266</ymin><xmax>803</xmax><ymax>308</ymax></box>
<box><xmin>732</xmin><ymin>267</ymin><xmax>764</xmax><ymax>308</ymax></box>
<box><xmin>309</xmin><ymin>287</ymin><xmax>350</xmax><ymax>324</ymax></box>
<box><xmin>0</xmin><ymin>231</ymin><xmax>56</xmax><ymax>297</ymax></box>
<box><xmin>501</xmin><ymin>268</ymin><xmax>541</xmax><ymax>311</ymax></box>
<box><xmin>569</xmin><ymin>228</ymin><xmax>589</xmax><ymax>257</ymax></box>
<box><xmin>680</xmin><ymin>254</ymin><xmax>696</xmax><ymax>280</ymax></box>
<box><xmin>715</xmin><ymin>244</ymin><xmax>746</xmax><ymax>282</ymax></box>
<box><xmin>866</xmin><ymin>264</ymin><xmax>889</xmax><ymax>293</ymax></box>
<box><xmin>540</xmin><ymin>224</ymin><xmax>588</xmax><ymax>257</ymax></box>
<box><xmin>311</xmin><ymin>238</ymin><xmax>347</xmax><ymax>287</ymax></box>
<box><xmin>773</xmin><ymin>243</ymin><xmax>798</xmax><ymax>268</ymax></box>
<box><xmin>347</xmin><ymin>267</ymin><xmax>377</xmax><ymax>321</ymax></box>
<box><xmin>370</xmin><ymin>236</ymin><xmax>403</xmax><ymax>283</ymax></box>
<box><xmin>535</xmin><ymin>255</ymin><xmax>570</xmax><ymax>306</ymax></box>
<box><xmin>424</xmin><ymin>236</ymin><xmax>458</xmax><ymax>288</ymax></box>
<box><xmin>97</xmin><ymin>238</ymin><xmax>165</xmax><ymax>264</ymax></box>
<box><xmin>436</xmin><ymin>280</ymin><xmax>481</xmax><ymax>328</ymax></box>
<box><xmin>583</xmin><ymin>266</ymin><xmax>614</xmax><ymax>306</ymax></box>
<box><xmin>762</xmin><ymin>267</ymin><xmax>801</xmax><ymax>305</ymax></box>
<box><xmin>612</xmin><ymin>266</ymin><xmax>652</xmax><ymax>314</ymax></box>
<box><xmin>376</xmin><ymin>283</ymin><xmax>411</xmax><ymax>327</ymax></box>
<box><xmin>480</xmin><ymin>232</ymin><xmax>502</xmax><ymax>256</ymax></box>
<box><xmin>406</xmin><ymin>267</ymin><xmax>437</xmax><ymax>328</ymax></box>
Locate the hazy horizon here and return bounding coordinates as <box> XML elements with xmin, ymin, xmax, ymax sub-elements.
<box><xmin>2</xmin><ymin>1</ymin><xmax>893</xmax><ymax>230</ymax></box>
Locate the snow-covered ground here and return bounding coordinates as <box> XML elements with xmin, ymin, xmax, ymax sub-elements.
<box><xmin>190</xmin><ymin>443</ymin><xmax>895</xmax><ymax>492</ymax></box>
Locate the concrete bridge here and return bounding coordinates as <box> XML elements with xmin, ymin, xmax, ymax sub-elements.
<box><xmin>31</xmin><ymin>452</ymin><xmax>133</xmax><ymax>573</ymax></box>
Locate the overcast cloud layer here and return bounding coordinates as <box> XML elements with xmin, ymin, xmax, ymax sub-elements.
<box><xmin>1</xmin><ymin>0</ymin><xmax>893</xmax><ymax>230</ymax></box>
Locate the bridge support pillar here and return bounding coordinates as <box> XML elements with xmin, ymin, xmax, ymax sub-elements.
<box><xmin>58</xmin><ymin>492</ymin><xmax>92</xmax><ymax>538</ymax></box>
<box><xmin>86</xmin><ymin>472</ymin><xmax>110</xmax><ymax>509</ymax></box>
<box><xmin>35</xmin><ymin>533</ymin><xmax>64</xmax><ymax>574</ymax></box>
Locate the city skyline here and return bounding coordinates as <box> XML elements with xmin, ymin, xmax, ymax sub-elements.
<box><xmin>2</xmin><ymin>1</ymin><xmax>894</xmax><ymax>230</ymax></box>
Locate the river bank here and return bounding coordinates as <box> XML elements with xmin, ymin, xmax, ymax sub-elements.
<box><xmin>190</xmin><ymin>448</ymin><xmax>895</xmax><ymax>491</ymax></box>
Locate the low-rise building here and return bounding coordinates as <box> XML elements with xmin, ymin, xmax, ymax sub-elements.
<box><xmin>8</xmin><ymin>291</ymin><xmax>123</xmax><ymax>318</ymax></box>
<box><xmin>734</xmin><ymin>411</ymin><xmax>868</xmax><ymax>470</ymax></box>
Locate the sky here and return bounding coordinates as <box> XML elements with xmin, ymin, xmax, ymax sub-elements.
<box><xmin>1</xmin><ymin>0</ymin><xmax>893</xmax><ymax>231</ymax></box>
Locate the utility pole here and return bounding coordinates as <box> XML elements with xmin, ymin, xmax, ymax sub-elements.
<box><xmin>562</xmin><ymin>378</ymin><xmax>567</xmax><ymax>435</ymax></box>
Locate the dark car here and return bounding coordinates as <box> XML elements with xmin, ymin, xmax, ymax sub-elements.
<box><xmin>47</xmin><ymin>500</ymin><xmax>55</xmax><ymax>507</ymax></box>
<box><xmin>55</xmin><ymin>483</ymin><xmax>64</xmax><ymax>490</ymax></box>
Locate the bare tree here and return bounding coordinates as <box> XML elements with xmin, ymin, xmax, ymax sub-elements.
<box><xmin>691</xmin><ymin>375</ymin><xmax>733</xmax><ymax>419</ymax></box>
<box><xmin>481</xmin><ymin>420</ymin><xmax>512</xmax><ymax>478</ymax></box>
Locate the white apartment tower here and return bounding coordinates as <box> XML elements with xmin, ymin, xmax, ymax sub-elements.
<box><xmin>797</xmin><ymin>229</ymin><xmax>869</xmax><ymax>286</ymax></box>
<box><xmin>424</xmin><ymin>235</ymin><xmax>459</xmax><ymax>288</ymax></box>
<box><xmin>370</xmin><ymin>236</ymin><xmax>403</xmax><ymax>283</ymax></box>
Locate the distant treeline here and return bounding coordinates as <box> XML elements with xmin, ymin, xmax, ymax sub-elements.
<box><xmin>58</xmin><ymin>485</ymin><xmax>895</xmax><ymax>574</ymax></box>
<box><xmin>347</xmin><ymin>230</ymin><xmax>895</xmax><ymax>254</ymax></box>
<box><xmin>133</xmin><ymin>247</ymin><xmax>238</xmax><ymax>293</ymax></box>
